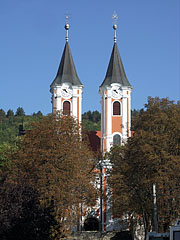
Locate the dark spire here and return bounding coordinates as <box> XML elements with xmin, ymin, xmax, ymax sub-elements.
<box><xmin>100</xmin><ymin>22</ymin><xmax>131</xmax><ymax>88</ymax></box>
<box><xmin>50</xmin><ymin>23</ymin><xmax>82</xmax><ymax>89</ymax></box>
<box><xmin>100</xmin><ymin>43</ymin><xmax>131</xmax><ymax>88</ymax></box>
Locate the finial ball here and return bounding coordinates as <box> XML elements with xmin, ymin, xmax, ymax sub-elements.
<box><xmin>113</xmin><ymin>24</ymin><xmax>117</xmax><ymax>30</ymax></box>
<box><xmin>65</xmin><ymin>23</ymin><xmax>70</xmax><ymax>30</ymax></box>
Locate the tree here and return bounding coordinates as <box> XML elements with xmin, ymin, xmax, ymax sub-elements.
<box><xmin>15</xmin><ymin>107</ymin><xmax>25</xmax><ymax>116</ymax></box>
<box><xmin>0</xmin><ymin>142</ymin><xmax>54</xmax><ymax>240</ymax></box>
<box><xmin>32</xmin><ymin>111</ymin><xmax>43</xmax><ymax>118</ymax></box>
<box><xmin>3</xmin><ymin>114</ymin><xmax>97</xmax><ymax>238</ymax></box>
<box><xmin>0</xmin><ymin>181</ymin><xmax>54</xmax><ymax>240</ymax></box>
<box><xmin>82</xmin><ymin>110</ymin><xmax>101</xmax><ymax>131</ymax></box>
<box><xmin>0</xmin><ymin>109</ymin><xmax>6</xmax><ymax>122</ymax></box>
<box><xmin>0</xmin><ymin>143</ymin><xmax>16</xmax><ymax>173</ymax></box>
<box><xmin>108</xmin><ymin>97</ymin><xmax>180</xmax><ymax>238</ymax></box>
<box><xmin>6</xmin><ymin>109</ymin><xmax>14</xmax><ymax>118</ymax></box>
<box><xmin>82</xmin><ymin>110</ymin><xmax>101</xmax><ymax>123</ymax></box>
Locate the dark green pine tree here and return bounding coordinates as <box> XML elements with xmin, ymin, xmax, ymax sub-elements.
<box><xmin>7</xmin><ymin>109</ymin><xmax>14</xmax><ymax>118</ymax></box>
<box><xmin>15</xmin><ymin>107</ymin><xmax>25</xmax><ymax>116</ymax></box>
<box><xmin>0</xmin><ymin>109</ymin><xmax>6</xmax><ymax>121</ymax></box>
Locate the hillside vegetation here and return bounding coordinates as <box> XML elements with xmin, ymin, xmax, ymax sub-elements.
<box><xmin>0</xmin><ymin>108</ymin><xmax>101</xmax><ymax>146</ymax></box>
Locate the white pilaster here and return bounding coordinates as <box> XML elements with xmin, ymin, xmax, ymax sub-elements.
<box><xmin>122</xmin><ymin>92</ymin><xmax>127</xmax><ymax>141</ymax></box>
<box><xmin>72</xmin><ymin>93</ymin><xmax>77</xmax><ymax>118</ymax></box>
<box><xmin>52</xmin><ymin>90</ymin><xmax>55</xmax><ymax>113</ymax></box>
<box><xmin>128</xmin><ymin>92</ymin><xmax>132</xmax><ymax>137</ymax></box>
<box><xmin>106</xmin><ymin>88</ymin><xmax>112</xmax><ymax>152</ymax></box>
<box><xmin>56</xmin><ymin>88</ymin><xmax>61</xmax><ymax>112</ymax></box>
<box><xmin>101</xmin><ymin>94</ymin><xmax>105</xmax><ymax>155</ymax></box>
<box><xmin>79</xmin><ymin>89</ymin><xmax>82</xmax><ymax>122</ymax></box>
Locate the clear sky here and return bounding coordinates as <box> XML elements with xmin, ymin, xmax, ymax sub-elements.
<box><xmin>0</xmin><ymin>0</ymin><xmax>179</xmax><ymax>115</ymax></box>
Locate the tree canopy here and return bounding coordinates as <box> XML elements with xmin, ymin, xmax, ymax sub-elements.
<box><xmin>15</xmin><ymin>107</ymin><xmax>25</xmax><ymax>116</ymax></box>
<box><xmin>0</xmin><ymin>108</ymin><xmax>44</xmax><ymax>145</ymax></box>
<box><xmin>0</xmin><ymin>114</ymin><xmax>97</xmax><ymax>239</ymax></box>
<box><xmin>82</xmin><ymin>110</ymin><xmax>101</xmax><ymax>131</ymax></box>
<box><xmin>108</xmin><ymin>97</ymin><xmax>180</xmax><ymax>236</ymax></box>
<box><xmin>6</xmin><ymin>109</ymin><xmax>14</xmax><ymax>118</ymax></box>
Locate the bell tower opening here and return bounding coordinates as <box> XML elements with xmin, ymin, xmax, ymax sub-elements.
<box><xmin>84</xmin><ymin>217</ymin><xmax>99</xmax><ymax>231</ymax></box>
<box><xmin>113</xmin><ymin>134</ymin><xmax>121</xmax><ymax>146</ymax></box>
<box><xmin>113</xmin><ymin>101</ymin><xmax>121</xmax><ymax>115</ymax></box>
<box><xmin>63</xmin><ymin>101</ymin><xmax>70</xmax><ymax>115</ymax></box>
<box><xmin>50</xmin><ymin>22</ymin><xmax>83</xmax><ymax>121</ymax></box>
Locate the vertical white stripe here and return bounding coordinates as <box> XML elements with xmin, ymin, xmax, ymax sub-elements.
<box><xmin>107</xmin><ymin>92</ymin><xmax>112</xmax><ymax>152</ymax></box>
<box><xmin>72</xmin><ymin>95</ymin><xmax>77</xmax><ymax>118</ymax></box>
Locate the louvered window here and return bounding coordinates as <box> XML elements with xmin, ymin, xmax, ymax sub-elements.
<box><xmin>63</xmin><ymin>101</ymin><xmax>70</xmax><ymax>115</ymax></box>
<box><xmin>113</xmin><ymin>134</ymin><xmax>121</xmax><ymax>146</ymax></box>
<box><xmin>113</xmin><ymin>101</ymin><xmax>121</xmax><ymax>115</ymax></box>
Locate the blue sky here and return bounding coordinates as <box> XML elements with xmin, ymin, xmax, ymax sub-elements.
<box><xmin>0</xmin><ymin>0</ymin><xmax>179</xmax><ymax>115</ymax></box>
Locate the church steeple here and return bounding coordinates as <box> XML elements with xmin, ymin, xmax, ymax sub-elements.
<box><xmin>50</xmin><ymin>24</ymin><xmax>82</xmax><ymax>90</ymax></box>
<box><xmin>100</xmin><ymin>24</ymin><xmax>131</xmax><ymax>88</ymax></box>
<box><xmin>99</xmin><ymin>20</ymin><xmax>132</xmax><ymax>154</ymax></box>
<box><xmin>50</xmin><ymin>22</ymin><xmax>83</xmax><ymax>122</ymax></box>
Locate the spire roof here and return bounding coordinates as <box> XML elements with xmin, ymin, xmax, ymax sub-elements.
<box><xmin>100</xmin><ymin>42</ymin><xmax>131</xmax><ymax>88</ymax></box>
<box><xmin>50</xmin><ymin>23</ymin><xmax>82</xmax><ymax>89</ymax></box>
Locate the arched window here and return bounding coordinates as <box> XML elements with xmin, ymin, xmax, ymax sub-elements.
<box><xmin>63</xmin><ymin>101</ymin><xmax>70</xmax><ymax>115</ymax></box>
<box><xmin>113</xmin><ymin>134</ymin><xmax>121</xmax><ymax>146</ymax></box>
<box><xmin>113</xmin><ymin>101</ymin><xmax>121</xmax><ymax>115</ymax></box>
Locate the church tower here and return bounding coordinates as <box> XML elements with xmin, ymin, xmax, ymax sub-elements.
<box><xmin>50</xmin><ymin>22</ymin><xmax>83</xmax><ymax>122</ymax></box>
<box><xmin>99</xmin><ymin>22</ymin><xmax>132</xmax><ymax>154</ymax></box>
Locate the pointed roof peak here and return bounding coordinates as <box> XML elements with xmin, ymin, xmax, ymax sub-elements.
<box><xmin>50</xmin><ymin>28</ymin><xmax>82</xmax><ymax>89</ymax></box>
<box><xmin>100</xmin><ymin>15</ymin><xmax>131</xmax><ymax>89</ymax></box>
<box><xmin>100</xmin><ymin>41</ymin><xmax>131</xmax><ymax>88</ymax></box>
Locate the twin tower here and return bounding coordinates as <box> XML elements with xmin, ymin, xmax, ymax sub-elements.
<box><xmin>50</xmin><ymin>23</ymin><xmax>132</xmax><ymax>154</ymax></box>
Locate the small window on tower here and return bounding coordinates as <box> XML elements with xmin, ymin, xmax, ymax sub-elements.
<box><xmin>63</xmin><ymin>101</ymin><xmax>70</xmax><ymax>115</ymax></box>
<box><xmin>113</xmin><ymin>101</ymin><xmax>121</xmax><ymax>115</ymax></box>
<box><xmin>113</xmin><ymin>134</ymin><xmax>121</xmax><ymax>146</ymax></box>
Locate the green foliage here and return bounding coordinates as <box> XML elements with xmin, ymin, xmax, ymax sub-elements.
<box><xmin>82</xmin><ymin>110</ymin><xmax>101</xmax><ymax>131</ymax></box>
<box><xmin>0</xmin><ymin>143</ymin><xmax>15</xmax><ymax>174</ymax></box>
<box><xmin>0</xmin><ymin>109</ymin><xmax>6</xmax><ymax>121</ymax></box>
<box><xmin>15</xmin><ymin>107</ymin><xmax>25</xmax><ymax>116</ymax></box>
<box><xmin>33</xmin><ymin>110</ymin><xmax>43</xmax><ymax>117</ymax></box>
<box><xmin>0</xmin><ymin>108</ymin><xmax>44</xmax><ymax>145</ymax></box>
<box><xmin>83</xmin><ymin>110</ymin><xmax>101</xmax><ymax>122</ymax></box>
<box><xmin>7</xmin><ymin>109</ymin><xmax>14</xmax><ymax>118</ymax></box>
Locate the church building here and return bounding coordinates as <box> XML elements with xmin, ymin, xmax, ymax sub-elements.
<box><xmin>50</xmin><ymin>20</ymin><xmax>132</xmax><ymax>231</ymax></box>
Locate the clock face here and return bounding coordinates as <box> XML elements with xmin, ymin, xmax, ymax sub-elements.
<box><xmin>61</xmin><ymin>86</ymin><xmax>72</xmax><ymax>98</ymax></box>
<box><xmin>112</xmin><ymin>87</ymin><xmax>121</xmax><ymax>99</ymax></box>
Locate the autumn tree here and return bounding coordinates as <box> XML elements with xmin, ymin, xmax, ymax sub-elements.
<box><xmin>0</xmin><ymin>181</ymin><xmax>54</xmax><ymax>240</ymax></box>
<box><xmin>2</xmin><ymin>114</ymin><xmax>97</xmax><ymax>239</ymax></box>
<box><xmin>108</xmin><ymin>97</ymin><xmax>180</xmax><ymax>238</ymax></box>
